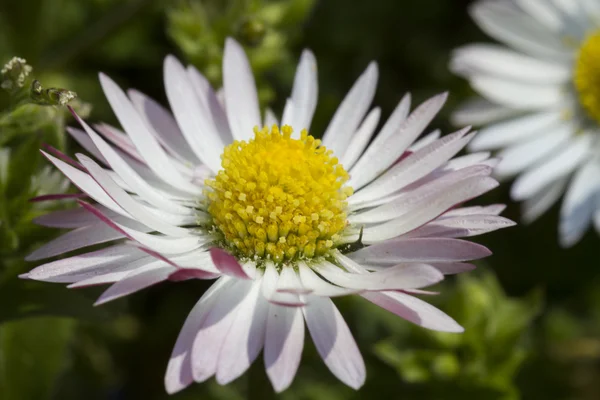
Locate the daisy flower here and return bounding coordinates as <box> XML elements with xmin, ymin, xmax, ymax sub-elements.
<box><xmin>451</xmin><ymin>0</ymin><xmax>600</xmax><ymax>247</ymax></box>
<box><xmin>24</xmin><ymin>38</ymin><xmax>512</xmax><ymax>393</ymax></box>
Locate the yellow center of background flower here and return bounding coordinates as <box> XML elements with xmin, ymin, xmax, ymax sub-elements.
<box><xmin>205</xmin><ymin>125</ymin><xmax>353</xmax><ymax>264</ymax></box>
<box><xmin>574</xmin><ymin>29</ymin><xmax>600</xmax><ymax>124</ymax></box>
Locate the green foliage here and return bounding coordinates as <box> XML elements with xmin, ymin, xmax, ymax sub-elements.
<box><xmin>372</xmin><ymin>271</ymin><xmax>542</xmax><ymax>399</ymax></box>
<box><xmin>0</xmin><ymin>59</ymin><xmax>82</xmax><ymax>260</ymax></box>
<box><xmin>0</xmin><ymin>317</ymin><xmax>75</xmax><ymax>400</ymax></box>
<box><xmin>166</xmin><ymin>0</ymin><xmax>316</xmax><ymax>104</ymax></box>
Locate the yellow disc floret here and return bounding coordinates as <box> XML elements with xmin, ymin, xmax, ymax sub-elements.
<box><xmin>574</xmin><ymin>29</ymin><xmax>600</xmax><ymax>124</ymax></box>
<box><xmin>205</xmin><ymin>125</ymin><xmax>353</xmax><ymax>264</ymax></box>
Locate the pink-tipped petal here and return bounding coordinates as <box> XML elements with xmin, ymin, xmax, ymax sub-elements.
<box><xmin>168</xmin><ymin>269</ymin><xmax>221</xmax><ymax>281</ymax></box>
<box><xmin>26</xmin><ymin>245</ymin><xmax>144</xmax><ymax>282</ymax></box>
<box><xmin>362</xmin><ymin>291</ymin><xmax>464</xmax><ymax>333</ymax></box>
<box><xmin>209</xmin><ymin>248</ymin><xmax>250</xmax><ymax>279</ymax></box>
<box><xmin>25</xmin><ymin>223</ymin><xmax>128</xmax><ymax>261</ymax></box>
<box><xmin>41</xmin><ymin>143</ymin><xmax>84</xmax><ymax>169</ymax></box>
<box><xmin>94</xmin><ymin>263</ymin><xmax>174</xmax><ymax>305</ymax></box>
<box><xmin>348</xmin><ymin>238</ymin><xmax>492</xmax><ymax>265</ymax></box>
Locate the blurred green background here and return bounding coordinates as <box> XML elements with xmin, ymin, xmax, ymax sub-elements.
<box><xmin>0</xmin><ymin>0</ymin><xmax>599</xmax><ymax>399</ymax></box>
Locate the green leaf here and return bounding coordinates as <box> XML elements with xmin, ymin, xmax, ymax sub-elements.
<box><xmin>6</xmin><ymin>133</ymin><xmax>40</xmax><ymax>198</ymax></box>
<box><xmin>0</xmin><ymin>317</ymin><xmax>75</xmax><ymax>400</ymax></box>
<box><xmin>0</xmin><ymin>274</ymin><xmax>114</xmax><ymax>324</ymax></box>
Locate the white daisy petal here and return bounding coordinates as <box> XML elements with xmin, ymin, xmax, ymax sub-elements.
<box><xmin>42</xmin><ymin>151</ymin><xmax>128</xmax><ymax>217</ymax></box>
<box><xmin>73</xmin><ymin>114</ymin><xmax>193</xmax><ymax>215</ymax></box>
<box><xmin>403</xmin><ymin>214</ymin><xmax>515</xmax><ymax>238</ymax></box>
<box><xmin>128</xmin><ymin>88</ymin><xmax>201</xmax><ymax>164</ymax></box>
<box><xmin>216</xmin><ymin>279</ymin><xmax>268</xmax><ymax>384</ymax></box>
<box><xmin>348</xmin><ymin>238</ymin><xmax>491</xmax><ymax>265</ymax></box>
<box><xmin>287</xmin><ymin>50</ymin><xmax>318</xmax><ymax>133</ymax></box>
<box><xmin>445</xmin><ymin>204</ymin><xmax>506</xmax><ymax>217</ymax></box>
<box><xmin>581</xmin><ymin>0</ymin><xmax>600</xmax><ymax>20</ymax></box>
<box><xmin>451</xmin><ymin>44</ymin><xmax>570</xmax><ymax>83</ymax></box>
<box><xmin>428</xmin><ymin>262</ymin><xmax>476</xmax><ymax>275</ymax></box>
<box><xmin>350</xmin><ymin>127</ymin><xmax>472</xmax><ymax>206</ymax></box>
<box><xmin>349</xmin><ymin>93</ymin><xmax>448</xmax><ymax>190</ymax></box>
<box><xmin>94</xmin><ymin>262</ymin><xmax>174</xmax><ymax>305</ymax></box>
<box><xmin>264</xmin><ymin>303</ymin><xmax>305</xmax><ymax>393</ymax></box>
<box><xmin>264</xmin><ymin>108</ymin><xmax>279</xmax><ymax>127</ymax></box>
<box><xmin>350</xmin><ymin>93</ymin><xmax>411</xmax><ymax>173</ymax></box>
<box><xmin>165</xmin><ymin>277</ymin><xmax>233</xmax><ymax>394</ymax></box>
<box><xmin>522</xmin><ymin>178</ymin><xmax>569</xmax><ymax>224</ymax></box>
<box><xmin>27</xmin><ymin>245</ymin><xmax>146</xmax><ymax>283</ymax></box>
<box><xmin>281</xmin><ymin>99</ymin><xmax>295</xmax><ymax>130</ymax></box>
<box><xmin>276</xmin><ymin>266</ymin><xmax>311</xmax><ymax>295</ymax></box>
<box><xmin>298</xmin><ymin>262</ymin><xmax>360</xmax><ymax>297</ymax></box>
<box><xmin>322</xmin><ymin>62</ymin><xmax>378</xmax><ymax>158</ymax></box>
<box><xmin>468</xmin><ymin>110</ymin><xmax>562</xmax><ymax>151</ymax></box>
<box><xmin>315</xmin><ymin>260</ymin><xmax>443</xmax><ymax>291</ymax></box>
<box><xmin>26</xmin><ymin>222</ymin><xmax>140</xmax><ymax>261</ymax></box>
<box><xmin>444</xmin><ymin>152</ymin><xmax>495</xmax><ymax>171</ymax></box>
<box><xmin>361</xmin><ymin>176</ymin><xmax>499</xmax><ymax>243</ymax></box>
<box><xmin>362</xmin><ymin>291</ymin><xmax>464</xmax><ymax>332</ymax></box>
<box><xmin>99</xmin><ymin>73</ymin><xmax>201</xmax><ymax>193</ymax></box>
<box><xmin>262</xmin><ymin>263</ymin><xmax>306</xmax><ymax>307</ymax></box>
<box><xmin>340</xmin><ymin>107</ymin><xmax>381</xmax><ymax>170</ymax></box>
<box><xmin>514</xmin><ymin>0</ymin><xmax>563</xmax><ymax>31</ymax></box>
<box><xmin>451</xmin><ymin>97</ymin><xmax>518</xmax><ymax>126</ymax></box>
<box><xmin>191</xmin><ymin>279</ymin><xmax>253</xmax><ymax>382</ymax></box>
<box><xmin>469</xmin><ymin>0</ymin><xmax>571</xmax><ymax>59</ymax></box>
<box><xmin>469</xmin><ymin>74</ymin><xmax>564</xmax><ymax>109</ymax></box>
<box><xmin>33</xmin><ymin>205</ymin><xmax>117</xmax><ymax>228</ymax></box>
<box><xmin>77</xmin><ymin>154</ymin><xmax>191</xmax><ymax>237</ymax></box>
<box><xmin>350</xmin><ymin>163</ymin><xmax>490</xmax><ymax>223</ymax></box>
<box><xmin>67</xmin><ymin>127</ymin><xmax>108</xmax><ymax>164</ymax></box>
<box><xmin>186</xmin><ymin>65</ymin><xmax>234</xmax><ymax>145</ymax></box>
<box><xmin>67</xmin><ymin>268</ymin><xmax>146</xmax><ymax>289</ymax></box>
<box><xmin>409</xmin><ymin>129</ymin><xmax>441</xmax><ymax>152</ymax></box>
<box><xmin>76</xmin><ymin>201</ymin><xmax>203</xmax><ymax>255</ymax></box>
<box><xmin>559</xmin><ymin>160</ymin><xmax>600</xmax><ymax>247</ymax></box>
<box><xmin>494</xmin><ymin>121</ymin><xmax>574</xmax><ymax>178</ymax></box>
<box><xmin>511</xmin><ymin>134</ymin><xmax>593</xmax><ymax>200</ymax></box>
<box><xmin>164</xmin><ymin>56</ymin><xmax>223</xmax><ymax>172</ymax></box>
<box><xmin>223</xmin><ymin>38</ymin><xmax>261</xmax><ymax>141</ymax></box>
<box><xmin>303</xmin><ymin>296</ymin><xmax>366</xmax><ymax>390</ymax></box>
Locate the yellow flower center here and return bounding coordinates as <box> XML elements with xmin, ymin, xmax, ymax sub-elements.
<box><xmin>574</xmin><ymin>29</ymin><xmax>600</xmax><ymax>124</ymax></box>
<box><xmin>205</xmin><ymin>125</ymin><xmax>353</xmax><ymax>264</ymax></box>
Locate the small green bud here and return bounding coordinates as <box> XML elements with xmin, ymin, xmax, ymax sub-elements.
<box><xmin>237</xmin><ymin>17</ymin><xmax>267</xmax><ymax>47</ymax></box>
<box><xmin>1</xmin><ymin>57</ymin><xmax>33</xmax><ymax>93</ymax></box>
<box><xmin>30</xmin><ymin>80</ymin><xmax>77</xmax><ymax>106</ymax></box>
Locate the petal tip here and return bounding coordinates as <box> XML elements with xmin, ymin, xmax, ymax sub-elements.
<box><xmin>209</xmin><ymin>248</ymin><xmax>251</xmax><ymax>279</ymax></box>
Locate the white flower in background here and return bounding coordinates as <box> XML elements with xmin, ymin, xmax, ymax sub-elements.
<box><xmin>23</xmin><ymin>37</ymin><xmax>512</xmax><ymax>393</ymax></box>
<box><xmin>451</xmin><ymin>0</ymin><xmax>600</xmax><ymax>247</ymax></box>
